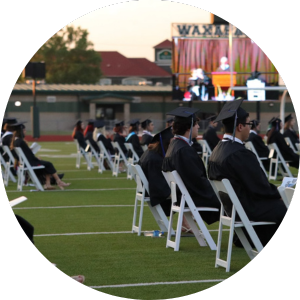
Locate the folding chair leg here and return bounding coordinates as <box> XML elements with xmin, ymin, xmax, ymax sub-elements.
<box><xmin>132</xmin><ymin>195</ymin><xmax>139</xmax><ymax>234</ymax></box>
<box><xmin>184</xmin><ymin>212</ymin><xmax>207</xmax><ymax>247</ymax></box>
<box><xmin>215</xmin><ymin>216</ymin><xmax>224</xmax><ymax>268</ymax></box>
<box><xmin>166</xmin><ymin>211</ymin><xmax>175</xmax><ymax>247</ymax></box>
<box><xmin>147</xmin><ymin>204</ymin><xmax>172</xmax><ymax>234</ymax></box>
<box><xmin>76</xmin><ymin>152</ymin><xmax>81</xmax><ymax>168</ymax></box>
<box><xmin>235</xmin><ymin>228</ymin><xmax>258</xmax><ymax>260</ymax></box>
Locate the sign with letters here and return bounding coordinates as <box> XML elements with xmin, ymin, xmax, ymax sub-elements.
<box><xmin>172</xmin><ymin>23</ymin><xmax>246</xmax><ymax>38</ymax></box>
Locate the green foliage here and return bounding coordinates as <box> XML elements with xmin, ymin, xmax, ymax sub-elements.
<box><xmin>28</xmin><ymin>26</ymin><xmax>102</xmax><ymax>84</ymax></box>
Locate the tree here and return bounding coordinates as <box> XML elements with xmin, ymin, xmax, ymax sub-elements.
<box><xmin>23</xmin><ymin>26</ymin><xmax>102</xmax><ymax>84</ymax></box>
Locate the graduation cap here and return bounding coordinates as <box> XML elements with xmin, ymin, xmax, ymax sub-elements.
<box><xmin>166</xmin><ymin>107</ymin><xmax>200</xmax><ymax>143</ymax></box>
<box><xmin>3</xmin><ymin>117</ymin><xmax>18</xmax><ymax>125</ymax></box>
<box><xmin>86</xmin><ymin>119</ymin><xmax>95</xmax><ymax>125</ymax></box>
<box><xmin>214</xmin><ymin>99</ymin><xmax>247</xmax><ymax>141</ymax></box>
<box><xmin>284</xmin><ymin>114</ymin><xmax>293</xmax><ymax>123</ymax></box>
<box><xmin>141</xmin><ymin>119</ymin><xmax>152</xmax><ymax>129</ymax></box>
<box><xmin>206</xmin><ymin>114</ymin><xmax>217</xmax><ymax>122</ymax></box>
<box><xmin>115</xmin><ymin>120</ymin><xmax>124</xmax><ymax>127</ymax></box>
<box><xmin>128</xmin><ymin>119</ymin><xmax>140</xmax><ymax>126</ymax></box>
<box><xmin>10</xmin><ymin>121</ymin><xmax>27</xmax><ymax>129</ymax></box>
<box><xmin>151</xmin><ymin>126</ymin><xmax>174</xmax><ymax>157</ymax></box>
<box><xmin>250</xmin><ymin>119</ymin><xmax>259</xmax><ymax>130</ymax></box>
<box><xmin>94</xmin><ymin>120</ymin><xmax>105</xmax><ymax>128</ymax></box>
<box><xmin>269</xmin><ymin>117</ymin><xmax>281</xmax><ymax>131</ymax></box>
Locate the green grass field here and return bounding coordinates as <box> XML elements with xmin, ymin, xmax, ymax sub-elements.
<box><xmin>4</xmin><ymin>142</ymin><xmax>296</xmax><ymax>299</ymax></box>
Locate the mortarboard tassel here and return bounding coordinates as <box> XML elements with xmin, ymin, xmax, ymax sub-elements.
<box><xmin>189</xmin><ymin>117</ymin><xmax>194</xmax><ymax>144</ymax></box>
<box><xmin>232</xmin><ymin>111</ymin><xmax>238</xmax><ymax>142</ymax></box>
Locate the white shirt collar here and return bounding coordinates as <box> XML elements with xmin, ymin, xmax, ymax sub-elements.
<box><xmin>250</xmin><ymin>130</ymin><xmax>257</xmax><ymax>135</ymax></box>
<box><xmin>142</xmin><ymin>130</ymin><xmax>152</xmax><ymax>136</ymax></box>
<box><xmin>2</xmin><ymin>131</ymin><xmax>12</xmax><ymax>138</ymax></box>
<box><xmin>97</xmin><ymin>133</ymin><xmax>102</xmax><ymax>139</ymax></box>
<box><xmin>175</xmin><ymin>134</ymin><xmax>193</xmax><ymax>146</ymax></box>
<box><xmin>222</xmin><ymin>134</ymin><xmax>244</xmax><ymax>145</ymax></box>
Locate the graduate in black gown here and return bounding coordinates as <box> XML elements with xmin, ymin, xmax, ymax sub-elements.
<box><xmin>72</xmin><ymin>120</ymin><xmax>87</xmax><ymax>150</ymax></box>
<box><xmin>247</xmin><ymin>119</ymin><xmax>270</xmax><ymax>169</ymax></box>
<box><xmin>283</xmin><ymin>114</ymin><xmax>299</xmax><ymax>149</ymax></box>
<box><xmin>208</xmin><ymin>99</ymin><xmax>287</xmax><ymax>246</ymax></box>
<box><xmin>138</xmin><ymin>127</ymin><xmax>173</xmax><ymax>216</ymax></box>
<box><xmin>84</xmin><ymin>120</ymin><xmax>100</xmax><ymax>153</ymax></box>
<box><xmin>11</xmin><ymin>122</ymin><xmax>70</xmax><ymax>190</ymax></box>
<box><xmin>113</xmin><ymin>120</ymin><xmax>128</xmax><ymax>156</ymax></box>
<box><xmin>267</xmin><ymin>117</ymin><xmax>299</xmax><ymax>169</ymax></box>
<box><xmin>140</xmin><ymin>119</ymin><xmax>154</xmax><ymax>146</ymax></box>
<box><xmin>93</xmin><ymin>120</ymin><xmax>115</xmax><ymax>156</ymax></box>
<box><xmin>162</xmin><ymin>107</ymin><xmax>220</xmax><ymax>225</ymax></box>
<box><xmin>125</xmin><ymin>119</ymin><xmax>144</xmax><ymax>158</ymax></box>
<box><xmin>203</xmin><ymin>115</ymin><xmax>220</xmax><ymax>151</ymax></box>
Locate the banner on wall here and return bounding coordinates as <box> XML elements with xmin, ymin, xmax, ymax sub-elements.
<box><xmin>172</xmin><ymin>23</ymin><xmax>247</xmax><ymax>38</ymax></box>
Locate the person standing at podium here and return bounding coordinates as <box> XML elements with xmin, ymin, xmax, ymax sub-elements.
<box><xmin>216</xmin><ymin>57</ymin><xmax>230</xmax><ymax>72</ymax></box>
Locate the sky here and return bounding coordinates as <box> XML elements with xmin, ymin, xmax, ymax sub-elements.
<box><xmin>69</xmin><ymin>0</ymin><xmax>211</xmax><ymax>61</ymax></box>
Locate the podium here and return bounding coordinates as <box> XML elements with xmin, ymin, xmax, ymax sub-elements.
<box><xmin>211</xmin><ymin>72</ymin><xmax>237</xmax><ymax>97</ymax></box>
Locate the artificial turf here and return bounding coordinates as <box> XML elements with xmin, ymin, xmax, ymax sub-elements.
<box><xmin>4</xmin><ymin>141</ymin><xmax>293</xmax><ymax>299</ymax></box>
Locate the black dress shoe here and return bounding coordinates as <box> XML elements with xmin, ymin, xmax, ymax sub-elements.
<box><xmin>50</xmin><ymin>173</ymin><xmax>64</xmax><ymax>185</ymax></box>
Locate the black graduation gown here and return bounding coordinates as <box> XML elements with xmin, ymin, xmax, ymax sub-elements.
<box><xmin>140</xmin><ymin>134</ymin><xmax>153</xmax><ymax>146</ymax></box>
<box><xmin>191</xmin><ymin>138</ymin><xmax>202</xmax><ymax>154</ymax></box>
<box><xmin>1</xmin><ymin>132</ymin><xmax>15</xmax><ymax>161</ymax></box>
<box><xmin>113</xmin><ymin>132</ymin><xmax>127</xmax><ymax>155</ymax></box>
<box><xmin>247</xmin><ymin>132</ymin><xmax>269</xmax><ymax>158</ymax></box>
<box><xmin>203</xmin><ymin>126</ymin><xmax>220</xmax><ymax>151</ymax></box>
<box><xmin>13</xmin><ymin>138</ymin><xmax>56</xmax><ymax>174</ymax></box>
<box><xmin>97</xmin><ymin>134</ymin><xmax>115</xmax><ymax>155</ymax></box>
<box><xmin>208</xmin><ymin>140</ymin><xmax>287</xmax><ymax>246</ymax></box>
<box><xmin>162</xmin><ymin>138</ymin><xmax>220</xmax><ymax>224</ymax></box>
<box><xmin>126</xmin><ymin>133</ymin><xmax>144</xmax><ymax>158</ymax></box>
<box><xmin>74</xmin><ymin>131</ymin><xmax>87</xmax><ymax>150</ymax></box>
<box><xmin>138</xmin><ymin>150</ymin><xmax>171</xmax><ymax>216</ymax></box>
<box><xmin>268</xmin><ymin>130</ymin><xmax>299</xmax><ymax>169</ymax></box>
<box><xmin>84</xmin><ymin>131</ymin><xmax>100</xmax><ymax>152</ymax></box>
<box><xmin>283</xmin><ymin>129</ymin><xmax>299</xmax><ymax>149</ymax></box>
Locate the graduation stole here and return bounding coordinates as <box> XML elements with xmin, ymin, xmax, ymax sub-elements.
<box><xmin>125</xmin><ymin>132</ymin><xmax>136</xmax><ymax>142</ymax></box>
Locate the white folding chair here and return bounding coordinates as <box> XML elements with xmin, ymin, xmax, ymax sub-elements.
<box><xmin>1</xmin><ymin>146</ymin><xmax>17</xmax><ymax>186</ymax></box>
<box><xmin>209</xmin><ymin>179</ymin><xmax>275</xmax><ymax>272</ymax></box>
<box><xmin>74</xmin><ymin>139</ymin><xmax>93</xmax><ymax>170</ymax></box>
<box><xmin>141</xmin><ymin>144</ymin><xmax>148</xmax><ymax>152</ymax></box>
<box><xmin>245</xmin><ymin>141</ymin><xmax>268</xmax><ymax>177</ymax></box>
<box><xmin>86</xmin><ymin>140</ymin><xmax>103</xmax><ymax>173</ymax></box>
<box><xmin>268</xmin><ymin>143</ymin><xmax>293</xmax><ymax>180</ymax></box>
<box><xmin>198</xmin><ymin>140</ymin><xmax>212</xmax><ymax>169</ymax></box>
<box><xmin>111</xmin><ymin>141</ymin><xmax>128</xmax><ymax>177</ymax></box>
<box><xmin>296</xmin><ymin>143</ymin><xmax>300</xmax><ymax>153</ymax></box>
<box><xmin>284</xmin><ymin>137</ymin><xmax>298</xmax><ymax>154</ymax></box>
<box><xmin>97</xmin><ymin>140</ymin><xmax>114</xmax><ymax>173</ymax></box>
<box><xmin>162</xmin><ymin>170</ymin><xmax>218</xmax><ymax>251</ymax></box>
<box><xmin>277</xmin><ymin>186</ymin><xmax>294</xmax><ymax>208</ymax></box>
<box><xmin>124</xmin><ymin>143</ymin><xmax>140</xmax><ymax>180</ymax></box>
<box><xmin>14</xmin><ymin>147</ymin><xmax>45</xmax><ymax>191</ymax></box>
<box><xmin>131</xmin><ymin>164</ymin><xmax>174</xmax><ymax>236</ymax></box>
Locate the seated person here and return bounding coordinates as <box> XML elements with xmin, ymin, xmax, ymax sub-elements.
<box><xmin>93</xmin><ymin>120</ymin><xmax>115</xmax><ymax>156</ymax></box>
<box><xmin>267</xmin><ymin>117</ymin><xmax>299</xmax><ymax>169</ymax></box>
<box><xmin>72</xmin><ymin>120</ymin><xmax>87</xmax><ymax>150</ymax></box>
<box><xmin>186</xmin><ymin>68</ymin><xmax>211</xmax><ymax>101</ymax></box>
<box><xmin>247</xmin><ymin>119</ymin><xmax>270</xmax><ymax>169</ymax></box>
<box><xmin>162</xmin><ymin>107</ymin><xmax>220</xmax><ymax>225</ymax></box>
<box><xmin>283</xmin><ymin>114</ymin><xmax>299</xmax><ymax>149</ymax></box>
<box><xmin>140</xmin><ymin>119</ymin><xmax>154</xmax><ymax>146</ymax></box>
<box><xmin>208</xmin><ymin>99</ymin><xmax>287</xmax><ymax>246</ymax></box>
<box><xmin>84</xmin><ymin>119</ymin><xmax>99</xmax><ymax>152</ymax></box>
<box><xmin>216</xmin><ymin>56</ymin><xmax>230</xmax><ymax>72</ymax></box>
<box><xmin>113</xmin><ymin>120</ymin><xmax>128</xmax><ymax>156</ymax></box>
<box><xmin>125</xmin><ymin>119</ymin><xmax>144</xmax><ymax>158</ymax></box>
<box><xmin>203</xmin><ymin>115</ymin><xmax>220</xmax><ymax>151</ymax></box>
<box><xmin>138</xmin><ymin>127</ymin><xmax>174</xmax><ymax>216</ymax></box>
<box><xmin>11</xmin><ymin>122</ymin><xmax>70</xmax><ymax>190</ymax></box>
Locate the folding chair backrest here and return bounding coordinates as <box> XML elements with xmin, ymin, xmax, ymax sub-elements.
<box><xmin>245</xmin><ymin>141</ymin><xmax>268</xmax><ymax>177</ymax></box>
<box><xmin>2</xmin><ymin>145</ymin><xmax>15</xmax><ymax>163</ymax></box>
<box><xmin>284</xmin><ymin>137</ymin><xmax>297</xmax><ymax>153</ymax></box>
<box><xmin>98</xmin><ymin>140</ymin><xmax>114</xmax><ymax>170</ymax></box>
<box><xmin>130</xmin><ymin>164</ymin><xmax>149</xmax><ymax>194</ymax></box>
<box><xmin>111</xmin><ymin>141</ymin><xmax>128</xmax><ymax>164</ymax></box>
<box><xmin>268</xmin><ymin>143</ymin><xmax>293</xmax><ymax>178</ymax></box>
<box><xmin>124</xmin><ymin>143</ymin><xmax>139</xmax><ymax>163</ymax></box>
<box><xmin>210</xmin><ymin>179</ymin><xmax>263</xmax><ymax>251</ymax></box>
<box><xmin>14</xmin><ymin>147</ymin><xmax>45</xmax><ymax>191</ymax></box>
<box><xmin>277</xmin><ymin>186</ymin><xmax>294</xmax><ymax>208</ymax></box>
<box><xmin>198</xmin><ymin>139</ymin><xmax>212</xmax><ymax>168</ymax></box>
<box><xmin>141</xmin><ymin>145</ymin><xmax>148</xmax><ymax>152</ymax></box>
